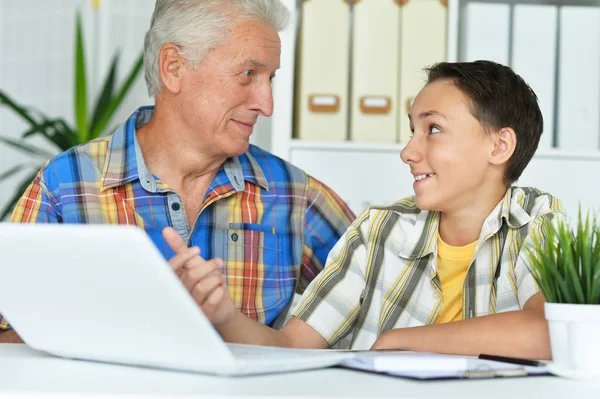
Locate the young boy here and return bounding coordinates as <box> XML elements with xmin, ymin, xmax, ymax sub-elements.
<box><xmin>165</xmin><ymin>61</ymin><xmax>563</xmax><ymax>360</ymax></box>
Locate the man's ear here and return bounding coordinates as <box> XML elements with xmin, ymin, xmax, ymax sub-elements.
<box><xmin>490</xmin><ymin>127</ymin><xmax>516</xmax><ymax>166</ymax></box>
<box><xmin>158</xmin><ymin>43</ymin><xmax>185</xmax><ymax>94</ymax></box>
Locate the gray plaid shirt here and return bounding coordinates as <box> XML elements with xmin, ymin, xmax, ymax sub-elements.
<box><xmin>293</xmin><ymin>187</ymin><xmax>564</xmax><ymax>349</ymax></box>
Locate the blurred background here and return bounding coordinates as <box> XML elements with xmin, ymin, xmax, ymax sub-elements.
<box><xmin>1</xmin><ymin>0</ymin><xmax>599</xmax><ymax>220</ymax></box>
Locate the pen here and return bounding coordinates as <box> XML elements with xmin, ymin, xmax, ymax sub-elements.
<box><xmin>478</xmin><ymin>353</ymin><xmax>542</xmax><ymax>367</ymax></box>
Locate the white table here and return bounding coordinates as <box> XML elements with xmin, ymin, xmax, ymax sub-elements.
<box><xmin>0</xmin><ymin>344</ymin><xmax>598</xmax><ymax>398</ymax></box>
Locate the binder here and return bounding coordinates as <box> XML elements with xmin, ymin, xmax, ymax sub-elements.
<box><xmin>511</xmin><ymin>4</ymin><xmax>558</xmax><ymax>151</ymax></box>
<box><xmin>556</xmin><ymin>6</ymin><xmax>600</xmax><ymax>151</ymax></box>
<box><xmin>461</xmin><ymin>2</ymin><xmax>510</xmax><ymax>64</ymax></box>
<box><xmin>350</xmin><ymin>0</ymin><xmax>401</xmax><ymax>143</ymax></box>
<box><xmin>295</xmin><ymin>0</ymin><xmax>350</xmax><ymax>141</ymax></box>
<box><xmin>397</xmin><ymin>0</ymin><xmax>447</xmax><ymax>143</ymax></box>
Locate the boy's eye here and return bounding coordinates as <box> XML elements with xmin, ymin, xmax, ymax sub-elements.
<box><xmin>429</xmin><ymin>125</ymin><xmax>441</xmax><ymax>134</ymax></box>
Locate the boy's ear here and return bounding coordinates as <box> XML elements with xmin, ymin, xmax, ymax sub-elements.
<box><xmin>158</xmin><ymin>43</ymin><xmax>185</xmax><ymax>94</ymax></box>
<box><xmin>489</xmin><ymin>127</ymin><xmax>516</xmax><ymax>166</ymax></box>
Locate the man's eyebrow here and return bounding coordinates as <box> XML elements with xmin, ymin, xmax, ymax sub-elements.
<box><xmin>241</xmin><ymin>58</ymin><xmax>268</xmax><ymax>68</ymax></box>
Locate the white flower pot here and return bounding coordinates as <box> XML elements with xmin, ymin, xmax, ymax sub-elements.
<box><xmin>545</xmin><ymin>302</ymin><xmax>600</xmax><ymax>379</ymax></box>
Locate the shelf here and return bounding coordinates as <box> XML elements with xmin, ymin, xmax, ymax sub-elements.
<box><xmin>290</xmin><ymin>139</ymin><xmax>600</xmax><ymax>161</ymax></box>
<box><xmin>289</xmin><ymin>139</ymin><xmax>404</xmax><ymax>153</ymax></box>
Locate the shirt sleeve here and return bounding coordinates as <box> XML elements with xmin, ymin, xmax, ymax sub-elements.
<box><xmin>515</xmin><ymin>202</ymin><xmax>566</xmax><ymax>308</ymax></box>
<box><xmin>293</xmin><ymin>210</ymin><xmax>369</xmax><ymax>347</ymax></box>
<box><xmin>299</xmin><ymin>176</ymin><xmax>355</xmax><ymax>294</ymax></box>
<box><xmin>1</xmin><ymin>166</ymin><xmax>60</xmax><ymax>330</ymax></box>
<box><xmin>9</xmin><ymin>165</ymin><xmax>60</xmax><ymax>224</ymax></box>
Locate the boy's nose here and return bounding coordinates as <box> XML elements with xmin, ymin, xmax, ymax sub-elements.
<box><xmin>400</xmin><ymin>137</ymin><xmax>423</xmax><ymax>165</ymax></box>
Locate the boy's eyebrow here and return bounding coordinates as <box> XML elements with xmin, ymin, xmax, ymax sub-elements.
<box><xmin>417</xmin><ymin>110</ymin><xmax>447</xmax><ymax>120</ymax></box>
<box><xmin>407</xmin><ymin>111</ymin><xmax>447</xmax><ymax>121</ymax></box>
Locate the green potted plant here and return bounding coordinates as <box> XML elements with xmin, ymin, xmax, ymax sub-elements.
<box><xmin>525</xmin><ymin>210</ymin><xmax>600</xmax><ymax>379</ymax></box>
<box><xmin>0</xmin><ymin>10</ymin><xmax>144</xmax><ymax>220</ymax></box>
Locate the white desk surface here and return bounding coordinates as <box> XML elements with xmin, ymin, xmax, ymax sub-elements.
<box><xmin>0</xmin><ymin>344</ymin><xmax>598</xmax><ymax>399</ymax></box>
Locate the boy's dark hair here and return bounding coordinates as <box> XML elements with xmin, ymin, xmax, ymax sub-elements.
<box><xmin>425</xmin><ymin>60</ymin><xmax>543</xmax><ymax>185</ymax></box>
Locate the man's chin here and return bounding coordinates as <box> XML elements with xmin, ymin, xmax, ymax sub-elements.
<box><xmin>228</xmin><ymin>140</ymin><xmax>251</xmax><ymax>157</ymax></box>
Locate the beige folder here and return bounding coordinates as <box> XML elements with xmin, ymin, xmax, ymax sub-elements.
<box><xmin>295</xmin><ymin>0</ymin><xmax>351</xmax><ymax>141</ymax></box>
<box><xmin>350</xmin><ymin>0</ymin><xmax>401</xmax><ymax>143</ymax></box>
<box><xmin>397</xmin><ymin>0</ymin><xmax>447</xmax><ymax>143</ymax></box>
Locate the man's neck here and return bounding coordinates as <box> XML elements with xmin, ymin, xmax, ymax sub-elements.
<box><xmin>135</xmin><ymin>109</ymin><xmax>227</xmax><ymax>190</ymax></box>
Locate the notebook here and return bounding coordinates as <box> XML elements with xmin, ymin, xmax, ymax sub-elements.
<box><xmin>341</xmin><ymin>351</ymin><xmax>549</xmax><ymax>380</ymax></box>
<box><xmin>0</xmin><ymin>223</ymin><xmax>351</xmax><ymax>376</ymax></box>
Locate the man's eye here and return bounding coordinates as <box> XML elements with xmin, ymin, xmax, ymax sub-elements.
<box><xmin>429</xmin><ymin>126</ymin><xmax>441</xmax><ymax>134</ymax></box>
<box><xmin>243</xmin><ymin>70</ymin><xmax>254</xmax><ymax>77</ymax></box>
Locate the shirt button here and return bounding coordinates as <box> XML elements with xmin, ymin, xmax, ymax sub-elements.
<box><xmin>231</xmin><ymin>233</ymin><xmax>239</xmax><ymax>242</ymax></box>
<box><xmin>171</xmin><ymin>202</ymin><xmax>181</xmax><ymax>211</ymax></box>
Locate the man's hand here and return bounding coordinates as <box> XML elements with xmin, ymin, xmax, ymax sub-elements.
<box><xmin>162</xmin><ymin>227</ymin><xmax>236</xmax><ymax>326</ymax></box>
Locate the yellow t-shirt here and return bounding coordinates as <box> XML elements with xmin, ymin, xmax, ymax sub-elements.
<box><xmin>434</xmin><ymin>235</ymin><xmax>477</xmax><ymax>324</ymax></box>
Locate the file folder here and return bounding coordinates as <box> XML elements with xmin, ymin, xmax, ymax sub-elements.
<box><xmin>397</xmin><ymin>0</ymin><xmax>447</xmax><ymax>143</ymax></box>
<box><xmin>350</xmin><ymin>0</ymin><xmax>401</xmax><ymax>143</ymax></box>
<box><xmin>556</xmin><ymin>6</ymin><xmax>600</xmax><ymax>151</ymax></box>
<box><xmin>295</xmin><ymin>0</ymin><xmax>350</xmax><ymax>141</ymax></box>
<box><xmin>511</xmin><ymin>4</ymin><xmax>558</xmax><ymax>150</ymax></box>
<box><xmin>461</xmin><ymin>2</ymin><xmax>510</xmax><ymax>64</ymax></box>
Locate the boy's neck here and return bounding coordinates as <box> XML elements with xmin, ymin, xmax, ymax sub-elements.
<box><xmin>438</xmin><ymin>186</ymin><xmax>508</xmax><ymax>246</ymax></box>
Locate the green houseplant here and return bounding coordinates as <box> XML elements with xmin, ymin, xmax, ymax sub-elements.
<box><xmin>0</xmin><ymin>11</ymin><xmax>144</xmax><ymax>220</ymax></box>
<box><xmin>525</xmin><ymin>211</ymin><xmax>600</xmax><ymax>378</ymax></box>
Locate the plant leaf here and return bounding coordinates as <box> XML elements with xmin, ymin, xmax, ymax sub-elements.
<box><xmin>55</xmin><ymin>118</ymin><xmax>81</xmax><ymax>148</ymax></box>
<box><xmin>525</xmin><ymin>244</ymin><xmax>557</xmax><ymax>302</ymax></box>
<box><xmin>0</xmin><ymin>135</ymin><xmax>55</xmax><ymax>159</ymax></box>
<box><xmin>0</xmin><ymin>90</ymin><xmax>41</xmax><ymax>127</ymax></box>
<box><xmin>89</xmin><ymin>52</ymin><xmax>143</xmax><ymax>139</ymax></box>
<box><xmin>0</xmin><ymin>170</ymin><xmax>40</xmax><ymax>221</ymax></box>
<box><xmin>556</xmin><ymin>222</ymin><xmax>585</xmax><ymax>303</ymax></box>
<box><xmin>74</xmin><ymin>10</ymin><xmax>89</xmax><ymax>143</ymax></box>
<box><xmin>589</xmin><ymin>257</ymin><xmax>600</xmax><ymax>304</ymax></box>
<box><xmin>0</xmin><ymin>164</ymin><xmax>30</xmax><ymax>182</ymax></box>
<box><xmin>89</xmin><ymin>52</ymin><xmax>119</xmax><ymax>135</ymax></box>
<box><xmin>21</xmin><ymin>118</ymin><xmax>74</xmax><ymax>151</ymax></box>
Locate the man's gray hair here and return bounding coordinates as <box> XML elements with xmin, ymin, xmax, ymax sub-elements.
<box><xmin>143</xmin><ymin>0</ymin><xmax>290</xmax><ymax>97</ymax></box>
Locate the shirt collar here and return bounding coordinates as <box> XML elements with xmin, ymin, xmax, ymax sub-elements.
<box><xmin>399</xmin><ymin>187</ymin><xmax>531</xmax><ymax>260</ymax></box>
<box><xmin>100</xmin><ymin>106</ymin><xmax>269</xmax><ymax>192</ymax></box>
<box><xmin>100</xmin><ymin>107</ymin><xmax>151</xmax><ymax>191</ymax></box>
<box><xmin>482</xmin><ymin>186</ymin><xmax>532</xmax><ymax>236</ymax></box>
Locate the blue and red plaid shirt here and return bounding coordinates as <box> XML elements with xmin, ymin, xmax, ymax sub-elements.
<box><xmin>4</xmin><ymin>107</ymin><xmax>355</xmax><ymax>328</ymax></box>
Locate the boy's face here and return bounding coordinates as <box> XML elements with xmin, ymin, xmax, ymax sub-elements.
<box><xmin>401</xmin><ymin>79</ymin><xmax>500</xmax><ymax>214</ymax></box>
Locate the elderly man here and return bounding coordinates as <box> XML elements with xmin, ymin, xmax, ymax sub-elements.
<box><xmin>1</xmin><ymin>0</ymin><xmax>354</xmax><ymax>343</ymax></box>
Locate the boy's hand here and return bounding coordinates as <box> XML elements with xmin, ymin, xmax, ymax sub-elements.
<box><xmin>162</xmin><ymin>227</ymin><xmax>236</xmax><ymax>326</ymax></box>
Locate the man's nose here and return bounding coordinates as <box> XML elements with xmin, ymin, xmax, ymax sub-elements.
<box><xmin>249</xmin><ymin>80</ymin><xmax>274</xmax><ymax>117</ymax></box>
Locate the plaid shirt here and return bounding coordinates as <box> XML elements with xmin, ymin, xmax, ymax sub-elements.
<box><xmin>3</xmin><ymin>107</ymin><xmax>354</xmax><ymax>330</ymax></box>
<box><xmin>293</xmin><ymin>187</ymin><xmax>564</xmax><ymax>349</ymax></box>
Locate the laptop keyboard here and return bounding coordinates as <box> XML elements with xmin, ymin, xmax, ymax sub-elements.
<box><xmin>227</xmin><ymin>343</ymin><xmax>333</xmax><ymax>359</ymax></box>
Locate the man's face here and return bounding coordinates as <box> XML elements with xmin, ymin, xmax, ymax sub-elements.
<box><xmin>176</xmin><ymin>20</ymin><xmax>281</xmax><ymax>158</ymax></box>
<box><xmin>400</xmin><ymin>79</ymin><xmax>496</xmax><ymax>214</ymax></box>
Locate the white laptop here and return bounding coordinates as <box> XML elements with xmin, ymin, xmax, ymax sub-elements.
<box><xmin>0</xmin><ymin>223</ymin><xmax>351</xmax><ymax>375</ymax></box>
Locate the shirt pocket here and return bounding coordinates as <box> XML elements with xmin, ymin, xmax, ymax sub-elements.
<box><xmin>222</xmin><ymin>223</ymin><xmax>298</xmax><ymax>324</ymax></box>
